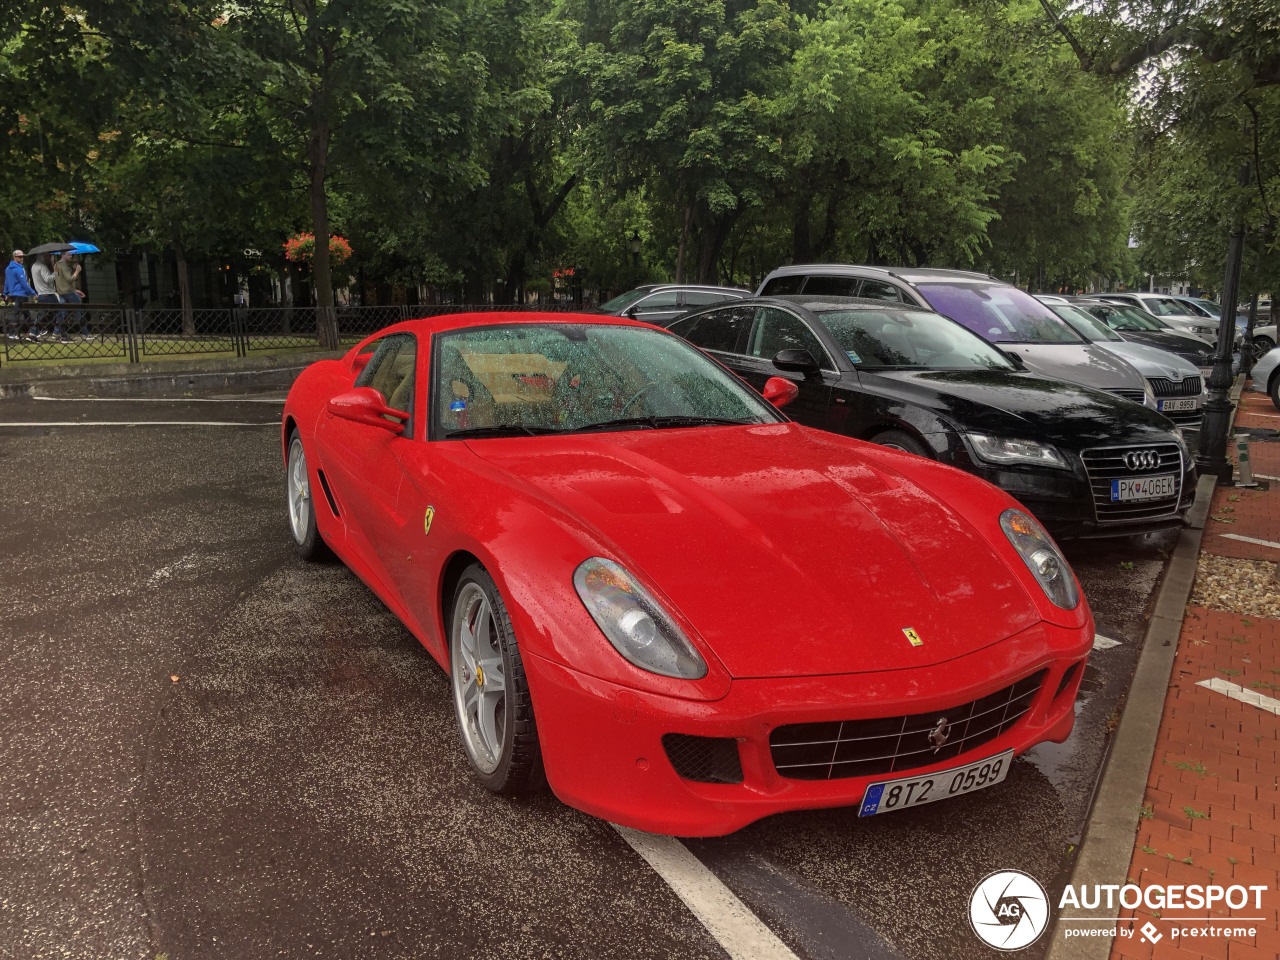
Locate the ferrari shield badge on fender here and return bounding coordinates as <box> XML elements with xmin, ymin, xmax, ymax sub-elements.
<box><xmin>424</xmin><ymin>505</ymin><xmax>435</xmax><ymax>536</ymax></box>
<box><xmin>903</xmin><ymin>627</ymin><xmax>922</xmax><ymax>647</ymax></box>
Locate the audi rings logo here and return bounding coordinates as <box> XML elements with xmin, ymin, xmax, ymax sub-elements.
<box><xmin>1123</xmin><ymin>449</ymin><xmax>1160</xmax><ymax>471</ymax></box>
<box><xmin>969</xmin><ymin>870</ymin><xmax>1050</xmax><ymax>951</ymax></box>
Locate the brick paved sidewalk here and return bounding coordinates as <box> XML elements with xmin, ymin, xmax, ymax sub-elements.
<box><xmin>1110</xmin><ymin>383</ymin><xmax>1280</xmax><ymax>960</ymax></box>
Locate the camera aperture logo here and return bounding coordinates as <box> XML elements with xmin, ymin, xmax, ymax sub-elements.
<box><xmin>970</xmin><ymin>870</ymin><xmax>1050</xmax><ymax>951</ymax></box>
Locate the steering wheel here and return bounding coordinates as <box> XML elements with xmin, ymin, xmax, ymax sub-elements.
<box><xmin>619</xmin><ymin>381</ymin><xmax>658</xmax><ymax>413</ymax></box>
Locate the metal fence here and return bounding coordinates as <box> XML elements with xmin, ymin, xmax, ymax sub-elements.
<box><xmin>0</xmin><ymin>301</ymin><xmax>591</xmax><ymax>364</ymax></box>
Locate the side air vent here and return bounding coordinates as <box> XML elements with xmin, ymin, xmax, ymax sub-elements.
<box><xmin>316</xmin><ymin>470</ymin><xmax>341</xmax><ymax>518</ymax></box>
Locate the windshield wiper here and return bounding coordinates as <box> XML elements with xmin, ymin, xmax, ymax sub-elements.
<box><xmin>444</xmin><ymin>424</ymin><xmax>566</xmax><ymax>439</ymax></box>
<box><xmin>570</xmin><ymin>415</ymin><xmax>757</xmax><ymax>432</ymax></box>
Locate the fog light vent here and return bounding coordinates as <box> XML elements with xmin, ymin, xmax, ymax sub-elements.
<box><xmin>1055</xmin><ymin>662</ymin><xmax>1082</xmax><ymax>700</ymax></box>
<box><xmin>661</xmin><ymin>733</ymin><xmax>743</xmax><ymax>784</ymax></box>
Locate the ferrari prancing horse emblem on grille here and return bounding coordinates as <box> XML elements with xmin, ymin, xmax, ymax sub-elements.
<box><xmin>902</xmin><ymin>627</ymin><xmax>923</xmax><ymax>647</ymax></box>
<box><xmin>928</xmin><ymin>718</ymin><xmax>952</xmax><ymax>752</ymax></box>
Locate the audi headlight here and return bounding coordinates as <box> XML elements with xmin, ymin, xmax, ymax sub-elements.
<box><xmin>573</xmin><ymin>557</ymin><xmax>707</xmax><ymax>679</ymax></box>
<box><xmin>1000</xmin><ymin>508</ymin><xmax>1079</xmax><ymax>609</ymax></box>
<box><xmin>968</xmin><ymin>433</ymin><xmax>1067</xmax><ymax>468</ymax></box>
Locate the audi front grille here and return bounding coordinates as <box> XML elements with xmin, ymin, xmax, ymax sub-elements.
<box><xmin>1079</xmin><ymin>442</ymin><xmax>1184</xmax><ymax>523</ymax></box>
<box><xmin>769</xmin><ymin>671</ymin><xmax>1046</xmax><ymax>781</ymax></box>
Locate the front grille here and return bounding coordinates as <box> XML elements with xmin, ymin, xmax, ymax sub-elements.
<box><xmin>1105</xmin><ymin>387</ymin><xmax>1148</xmax><ymax>404</ymax></box>
<box><xmin>662</xmin><ymin>734</ymin><xmax>743</xmax><ymax>784</ymax></box>
<box><xmin>1080</xmin><ymin>442</ymin><xmax>1183</xmax><ymax>523</ymax></box>
<box><xmin>1147</xmin><ymin>375</ymin><xmax>1202</xmax><ymax>397</ymax></box>
<box><xmin>769</xmin><ymin>671</ymin><xmax>1046</xmax><ymax>781</ymax></box>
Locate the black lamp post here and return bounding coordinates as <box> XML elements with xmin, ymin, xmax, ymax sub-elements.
<box><xmin>1196</xmin><ymin>156</ymin><xmax>1252</xmax><ymax>484</ymax></box>
<box><xmin>628</xmin><ymin>231</ymin><xmax>642</xmax><ymax>283</ymax></box>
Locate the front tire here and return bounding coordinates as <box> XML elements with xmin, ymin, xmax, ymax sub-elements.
<box><xmin>870</xmin><ymin>429</ymin><xmax>932</xmax><ymax>458</ymax></box>
<box><xmin>449</xmin><ymin>564</ymin><xmax>544</xmax><ymax>794</ymax></box>
<box><xmin>286</xmin><ymin>432</ymin><xmax>331</xmax><ymax>561</ymax></box>
<box><xmin>1253</xmin><ymin>335</ymin><xmax>1274</xmax><ymax>356</ymax></box>
<box><xmin>1269</xmin><ymin>371</ymin><xmax>1280</xmax><ymax>412</ymax></box>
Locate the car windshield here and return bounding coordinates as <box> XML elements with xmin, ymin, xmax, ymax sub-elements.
<box><xmin>434</xmin><ymin>323</ymin><xmax>779</xmax><ymax>438</ymax></box>
<box><xmin>598</xmin><ymin>289</ymin><xmax>650</xmax><ymax>313</ymax></box>
<box><xmin>1144</xmin><ymin>297</ymin><xmax>1194</xmax><ymax>317</ymax></box>
<box><xmin>1048</xmin><ymin>304</ymin><xmax>1123</xmax><ymax>342</ymax></box>
<box><xmin>816</xmin><ymin>307</ymin><xmax>1014</xmax><ymax>370</ymax></box>
<box><xmin>1085</xmin><ymin>303</ymin><xmax>1168</xmax><ymax>331</ymax></box>
<box><xmin>916</xmin><ymin>282</ymin><xmax>1087</xmax><ymax>344</ymax></box>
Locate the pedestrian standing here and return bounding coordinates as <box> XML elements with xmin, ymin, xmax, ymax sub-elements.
<box><xmin>31</xmin><ymin>252</ymin><xmax>59</xmax><ymax>340</ymax></box>
<box><xmin>3</xmin><ymin>250</ymin><xmax>36</xmax><ymax>341</ymax></box>
<box><xmin>54</xmin><ymin>250</ymin><xmax>83</xmax><ymax>343</ymax></box>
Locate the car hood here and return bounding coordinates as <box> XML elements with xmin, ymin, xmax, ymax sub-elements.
<box><xmin>995</xmin><ymin>343</ymin><xmax>1144</xmax><ymax>392</ymax></box>
<box><xmin>1118</xmin><ymin>330</ymin><xmax>1215</xmax><ymax>364</ymax></box>
<box><xmin>865</xmin><ymin>370</ymin><xmax>1181</xmax><ymax>446</ymax></box>
<box><xmin>1095</xmin><ymin>342</ymin><xmax>1201</xmax><ymax>379</ymax></box>
<box><xmin>466</xmin><ymin>424</ymin><xmax>1040</xmax><ymax>678</ymax></box>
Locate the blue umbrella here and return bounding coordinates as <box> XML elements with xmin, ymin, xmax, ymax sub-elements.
<box><xmin>69</xmin><ymin>241</ymin><xmax>100</xmax><ymax>254</ymax></box>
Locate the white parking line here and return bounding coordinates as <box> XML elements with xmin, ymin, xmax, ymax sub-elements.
<box><xmin>1092</xmin><ymin>634</ymin><xmax>1121</xmax><ymax>651</ymax></box>
<box><xmin>0</xmin><ymin>421</ymin><xmax>276</xmax><ymax>427</ymax></box>
<box><xmin>32</xmin><ymin>395</ymin><xmax>284</xmax><ymax>403</ymax></box>
<box><xmin>613</xmin><ymin>825</ymin><xmax>799</xmax><ymax>960</ymax></box>
<box><xmin>1196</xmin><ymin>678</ymin><xmax>1280</xmax><ymax>716</ymax></box>
<box><xmin>1219</xmin><ymin>533</ymin><xmax>1280</xmax><ymax>550</ymax></box>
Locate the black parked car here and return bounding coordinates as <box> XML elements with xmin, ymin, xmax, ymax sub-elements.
<box><xmin>1069</xmin><ymin>299</ymin><xmax>1216</xmax><ymax>371</ymax></box>
<box><xmin>666</xmin><ymin>295</ymin><xmax>1196</xmax><ymax>539</ymax></box>
<box><xmin>595</xmin><ymin>284</ymin><xmax>749</xmax><ymax>326</ymax></box>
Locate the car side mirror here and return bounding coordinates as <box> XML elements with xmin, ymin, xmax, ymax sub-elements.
<box><xmin>772</xmin><ymin>349</ymin><xmax>820</xmax><ymax>374</ymax></box>
<box><xmin>763</xmin><ymin>376</ymin><xmax>799</xmax><ymax>408</ymax></box>
<box><xmin>1001</xmin><ymin>349</ymin><xmax>1026</xmax><ymax>371</ymax></box>
<box><xmin>327</xmin><ymin>387</ymin><xmax>408</xmax><ymax>434</ymax></box>
<box><xmin>351</xmin><ymin>352</ymin><xmax>372</xmax><ymax>376</ymax></box>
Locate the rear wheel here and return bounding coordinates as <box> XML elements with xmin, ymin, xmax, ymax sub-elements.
<box><xmin>286</xmin><ymin>433</ymin><xmax>331</xmax><ymax>561</ymax></box>
<box><xmin>870</xmin><ymin>429</ymin><xmax>931</xmax><ymax>458</ymax></box>
<box><xmin>449</xmin><ymin>564</ymin><xmax>544</xmax><ymax>794</ymax></box>
<box><xmin>1269</xmin><ymin>371</ymin><xmax>1280</xmax><ymax>412</ymax></box>
<box><xmin>1253</xmin><ymin>335</ymin><xmax>1275</xmax><ymax>355</ymax></box>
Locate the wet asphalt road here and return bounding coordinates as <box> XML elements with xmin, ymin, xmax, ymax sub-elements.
<box><xmin>0</xmin><ymin>395</ymin><xmax>1180</xmax><ymax>960</ymax></box>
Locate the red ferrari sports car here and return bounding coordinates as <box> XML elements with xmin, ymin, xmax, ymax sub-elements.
<box><xmin>281</xmin><ymin>311</ymin><xmax>1093</xmax><ymax>836</ymax></box>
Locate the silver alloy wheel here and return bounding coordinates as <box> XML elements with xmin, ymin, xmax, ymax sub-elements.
<box><xmin>451</xmin><ymin>583</ymin><xmax>507</xmax><ymax>775</ymax></box>
<box><xmin>287</xmin><ymin>436</ymin><xmax>311</xmax><ymax>545</ymax></box>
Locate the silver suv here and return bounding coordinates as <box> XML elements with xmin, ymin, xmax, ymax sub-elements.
<box><xmin>596</xmin><ymin>284</ymin><xmax>749</xmax><ymax>326</ymax></box>
<box><xmin>757</xmin><ymin>265</ymin><xmax>1155</xmax><ymax>407</ymax></box>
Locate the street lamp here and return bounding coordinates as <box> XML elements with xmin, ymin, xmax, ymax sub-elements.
<box><xmin>628</xmin><ymin>231</ymin><xmax>642</xmax><ymax>282</ymax></box>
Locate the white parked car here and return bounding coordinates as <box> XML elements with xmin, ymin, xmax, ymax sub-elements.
<box><xmin>1094</xmin><ymin>293</ymin><xmax>1219</xmax><ymax>342</ymax></box>
<box><xmin>1039</xmin><ymin>298</ymin><xmax>1205</xmax><ymax>427</ymax></box>
<box><xmin>1249</xmin><ymin>345</ymin><xmax>1280</xmax><ymax>408</ymax></box>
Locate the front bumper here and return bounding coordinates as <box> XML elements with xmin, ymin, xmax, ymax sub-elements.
<box><xmin>525</xmin><ymin>622</ymin><xmax>1090</xmax><ymax>836</ymax></box>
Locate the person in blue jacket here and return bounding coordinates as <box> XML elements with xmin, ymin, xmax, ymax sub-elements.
<box><xmin>4</xmin><ymin>250</ymin><xmax>37</xmax><ymax>341</ymax></box>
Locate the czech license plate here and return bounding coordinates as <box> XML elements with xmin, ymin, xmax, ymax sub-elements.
<box><xmin>1158</xmin><ymin>398</ymin><xmax>1196</xmax><ymax>412</ymax></box>
<box><xmin>1111</xmin><ymin>475</ymin><xmax>1176</xmax><ymax>501</ymax></box>
<box><xmin>858</xmin><ymin>750</ymin><xmax>1012</xmax><ymax>816</ymax></box>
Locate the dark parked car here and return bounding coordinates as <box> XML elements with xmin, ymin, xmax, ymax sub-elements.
<box><xmin>596</xmin><ymin>284</ymin><xmax>749</xmax><ymax>326</ymax></box>
<box><xmin>1068</xmin><ymin>300</ymin><xmax>1216</xmax><ymax>372</ymax></box>
<box><xmin>667</xmin><ymin>295</ymin><xmax>1196</xmax><ymax>539</ymax></box>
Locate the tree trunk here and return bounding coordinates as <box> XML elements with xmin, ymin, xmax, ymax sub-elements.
<box><xmin>174</xmin><ymin>240</ymin><xmax>194</xmax><ymax>335</ymax></box>
<box><xmin>792</xmin><ymin>197</ymin><xmax>812</xmax><ymax>263</ymax></box>
<box><xmin>308</xmin><ymin>121</ymin><xmax>338</xmax><ymax>350</ymax></box>
<box><xmin>675</xmin><ymin>204</ymin><xmax>693</xmax><ymax>283</ymax></box>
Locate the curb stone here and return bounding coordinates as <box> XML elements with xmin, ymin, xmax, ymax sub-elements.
<box><xmin>1044</xmin><ymin>377</ymin><xmax>1242</xmax><ymax>960</ymax></box>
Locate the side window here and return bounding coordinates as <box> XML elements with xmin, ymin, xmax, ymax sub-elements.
<box><xmin>857</xmin><ymin>280</ymin><xmax>902</xmax><ymax>302</ymax></box>
<box><xmin>355</xmin><ymin>332</ymin><xmax>418</xmax><ymax>434</ymax></box>
<box><xmin>668</xmin><ymin>307</ymin><xmax>749</xmax><ymax>354</ymax></box>
<box><xmin>760</xmin><ymin>275</ymin><xmax>804</xmax><ymax>296</ymax></box>
<box><xmin>801</xmin><ymin>275</ymin><xmax>860</xmax><ymax>297</ymax></box>
<box><xmin>632</xmin><ymin>291</ymin><xmax>680</xmax><ymax>313</ymax></box>
<box><xmin>747</xmin><ymin>307</ymin><xmax>832</xmax><ymax>369</ymax></box>
<box><xmin>682</xmin><ymin>290</ymin><xmax>737</xmax><ymax>307</ymax></box>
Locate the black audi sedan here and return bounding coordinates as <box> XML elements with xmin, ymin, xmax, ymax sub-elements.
<box><xmin>665</xmin><ymin>295</ymin><xmax>1196</xmax><ymax>538</ymax></box>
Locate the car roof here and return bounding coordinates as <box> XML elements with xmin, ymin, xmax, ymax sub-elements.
<box><xmin>762</xmin><ymin>263</ymin><xmax>996</xmax><ymax>284</ymax></box>
<box><xmin>765</xmin><ymin>294</ymin><xmax>937</xmax><ymax>312</ymax></box>
<box><xmin>641</xmin><ymin>284</ymin><xmax>751</xmax><ymax>294</ymax></box>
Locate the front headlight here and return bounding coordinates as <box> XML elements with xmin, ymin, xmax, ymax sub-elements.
<box><xmin>1000</xmin><ymin>508</ymin><xmax>1079</xmax><ymax>609</ymax></box>
<box><xmin>968</xmin><ymin>433</ymin><xmax>1067</xmax><ymax>468</ymax></box>
<box><xmin>573</xmin><ymin>557</ymin><xmax>707</xmax><ymax>679</ymax></box>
